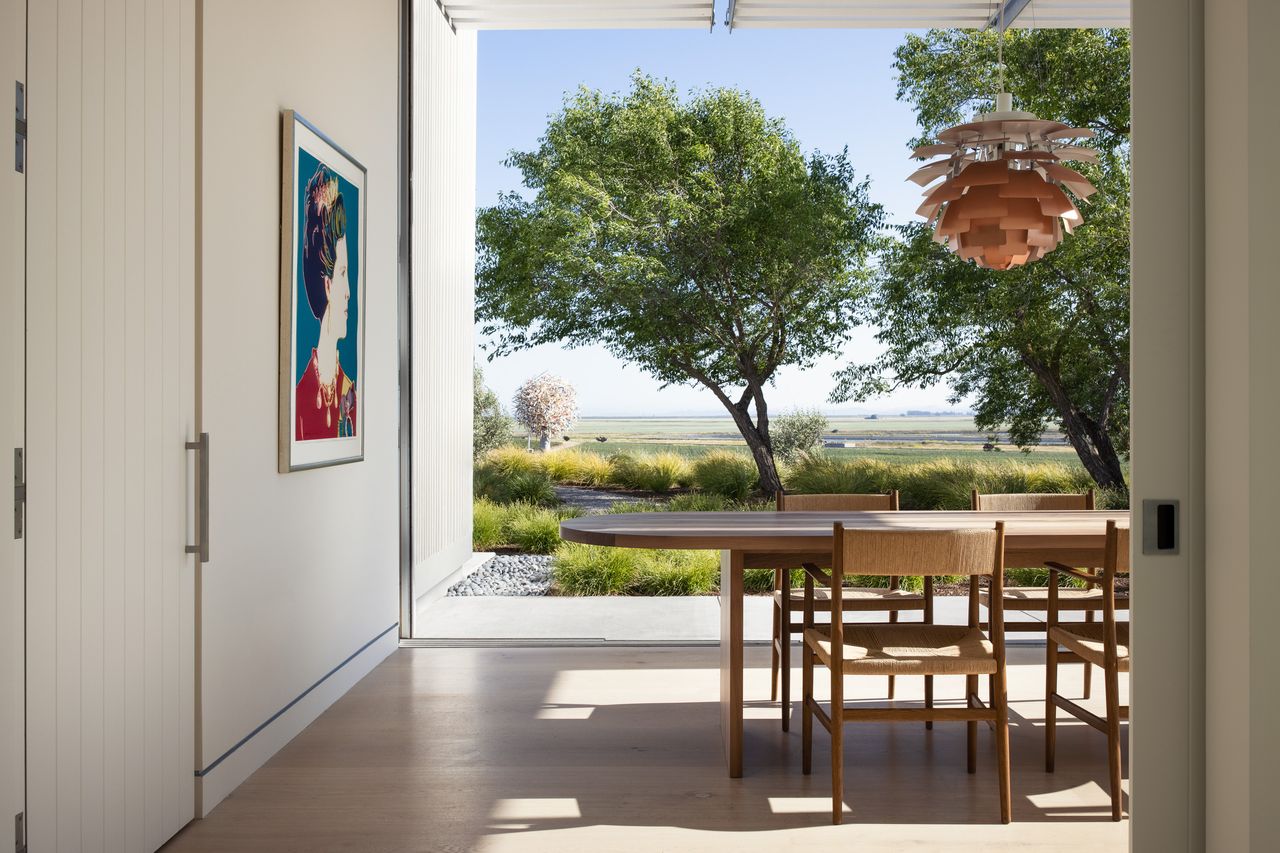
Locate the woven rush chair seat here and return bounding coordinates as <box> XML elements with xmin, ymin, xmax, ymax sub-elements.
<box><xmin>1048</xmin><ymin>622</ymin><xmax>1130</xmax><ymax>672</ymax></box>
<box><xmin>972</xmin><ymin>489</ymin><xmax>1101</xmax><ymax>697</ymax></box>
<box><xmin>778</xmin><ymin>585</ymin><xmax>926</xmax><ymax>610</ymax></box>
<box><xmin>979</xmin><ymin>586</ymin><xmax>1128</xmax><ymax>609</ymax></box>
<box><xmin>769</xmin><ymin>490</ymin><xmax>919</xmax><ymax>732</ymax></box>
<box><xmin>804</xmin><ymin>623</ymin><xmax>996</xmax><ymax>676</ymax></box>
<box><xmin>800</xmin><ymin>523</ymin><xmax>1012</xmax><ymax>825</ymax></box>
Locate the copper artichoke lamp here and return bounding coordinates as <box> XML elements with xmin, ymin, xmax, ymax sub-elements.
<box><xmin>908</xmin><ymin>91</ymin><xmax>1098</xmax><ymax>271</ymax></box>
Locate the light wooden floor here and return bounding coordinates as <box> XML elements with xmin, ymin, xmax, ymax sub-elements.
<box><xmin>163</xmin><ymin>646</ymin><xmax>1128</xmax><ymax>853</ymax></box>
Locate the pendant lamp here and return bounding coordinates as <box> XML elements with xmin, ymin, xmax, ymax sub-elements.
<box><xmin>909</xmin><ymin>13</ymin><xmax>1097</xmax><ymax>270</ymax></box>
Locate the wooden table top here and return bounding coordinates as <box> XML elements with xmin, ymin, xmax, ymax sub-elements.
<box><xmin>560</xmin><ymin>510</ymin><xmax>1131</xmax><ymax>553</ymax></box>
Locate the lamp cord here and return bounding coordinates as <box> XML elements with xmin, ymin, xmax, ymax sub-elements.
<box><xmin>997</xmin><ymin>2</ymin><xmax>1005</xmax><ymax>94</ymax></box>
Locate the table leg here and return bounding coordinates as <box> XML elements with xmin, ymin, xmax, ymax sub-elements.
<box><xmin>720</xmin><ymin>549</ymin><xmax>744</xmax><ymax>778</ymax></box>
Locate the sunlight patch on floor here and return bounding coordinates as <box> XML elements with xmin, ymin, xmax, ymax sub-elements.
<box><xmin>490</xmin><ymin>798</ymin><xmax>583</xmax><ymax>820</ymax></box>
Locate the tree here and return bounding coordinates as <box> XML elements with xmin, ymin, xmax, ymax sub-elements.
<box><xmin>476</xmin><ymin>73</ymin><xmax>883</xmax><ymax>495</ymax></box>
<box><xmin>512</xmin><ymin>373</ymin><xmax>578</xmax><ymax>451</ymax></box>
<box><xmin>771</xmin><ymin>408</ymin><xmax>830</xmax><ymax>464</ymax></box>
<box><xmin>473</xmin><ymin>365</ymin><xmax>512</xmax><ymax>459</ymax></box>
<box><xmin>833</xmin><ymin>30</ymin><xmax>1131</xmax><ymax>491</ymax></box>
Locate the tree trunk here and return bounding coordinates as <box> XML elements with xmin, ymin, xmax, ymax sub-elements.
<box><xmin>1020</xmin><ymin>354</ymin><xmax>1128</xmax><ymax>493</ymax></box>
<box><xmin>716</xmin><ymin>395</ymin><xmax>783</xmax><ymax>497</ymax></box>
<box><xmin>538</xmin><ymin>433</ymin><xmax>551</xmax><ymax>452</ymax></box>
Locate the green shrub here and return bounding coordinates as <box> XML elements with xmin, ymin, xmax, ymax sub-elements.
<box><xmin>472</xmin><ymin>498</ymin><xmax>507</xmax><ymax>551</ymax></box>
<box><xmin>783</xmin><ymin>454</ymin><xmax>1096</xmax><ymax>510</ymax></box>
<box><xmin>473</xmin><ymin>367</ymin><xmax>513</xmax><ymax>460</ymax></box>
<box><xmin>604</xmin><ymin>452</ymin><xmax>638</xmax><ymax>488</ymax></box>
<box><xmin>666</xmin><ymin>492</ymin><xmax>732</xmax><ymax>512</ymax></box>
<box><xmin>552</xmin><ymin>544</ymin><xmax>719</xmax><ymax>596</ymax></box>
<box><xmin>692</xmin><ymin>450</ymin><xmax>758</xmax><ymax>500</ymax></box>
<box><xmin>541</xmin><ymin>448</ymin><xmax>615</xmax><ymax>486</ymax></box>
<box><xmin>743</xmin><ymin>568</ymin><xmax>782</xmax><ymax>594</ymax></box>
<box><xmin>506</xmin><ymin>504</ymin><xmax>578</xmax><ymax>554</ymax></box>
<box><xmin>473</xmin><ymin>447</ymin><xmax>559</xmax><ymax>505</ymax></box>
<box><xmin>494</xmin><ymin>470</ymin><xmax>558</xmax><ymax>506</ymax></box>
<box><xmin>472</xmin><ymin>500</ymin><xmax>581</xmax><ymax>552</ymax></box>
<box><xmin>552</xmin><ymin>543</ymin><xmax>639</xmax><ymax>595</ymax></box>
<box><xmin>604</xmin><ymin>499</ymin><xmax>663</xmax><ymax>514</ymax></box>
<box><xmin>630</xmin><ymin>452</ymin><xmax>692</xmax><ymax>492</ymax></box>
<box><xmin>483</xmin><ymin>446</ymin><xmax>545</xmax><ymax>477</ymax></box>
<box><xmin>771</xmin><ymin>408</ymin><xmax>829</xmax><ymax>463</ymax></box>
<box><xmin>783</xmin><ymin>453</ymin><xmax>891</xmax><ymax>496</ymax></box>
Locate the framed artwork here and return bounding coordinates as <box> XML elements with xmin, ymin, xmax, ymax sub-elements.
<box><xmin>279</xmin><ymin>110</ymin><xmax>367</xmax><ymax>472</ymax></box>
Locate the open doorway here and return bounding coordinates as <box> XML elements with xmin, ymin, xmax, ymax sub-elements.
<box><xmin>404</xmin><ymin>0</ymin><xmax>1203</xmax><ymax>840</ymax></box>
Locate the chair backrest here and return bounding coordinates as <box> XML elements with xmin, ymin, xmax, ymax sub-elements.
<box><xmin>834</xmin><ymin>525</ymin><xmax>1003</xmax><ymax>578</ymax></box>
<box><xmin>971</xmin><ymin>489</ymin><xmax>1095</xmax><ymax>512</ymax></box>
<box><xmin>777</xmin><ymin>491</ymin><xmax>899</xmax><ymax>512</ymax></box>
<box><xmin>1105</xmin><ymin>521</ymin><xmax>1131</xmax><ymax>574</ymax></box>
<box><xmin>819</xmin><ymin>524</ymin><xmax>1007</xmax><ymax>658</ymax></box>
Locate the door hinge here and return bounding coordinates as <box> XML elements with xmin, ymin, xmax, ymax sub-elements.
<box><xmin>14</xmin><ymin>81</ymin><xmax>25</xmax><ymax>173</ymax></box>
<box><xmin>14</xmin><ymin>812</ymin><xmax>25</xmax><ymax>853</ymax></box>
<box><xmin>13</xmin><ymin>448</ymin><xmax>24</xmax><ymax>540</ymax></box>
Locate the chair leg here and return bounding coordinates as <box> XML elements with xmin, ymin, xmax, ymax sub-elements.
<box><xmin>1105</xmin><ymin>662</ymin><xmax>1124</xmax><ymax>821</ymax></box>
<box><xmin>802</xmin><ymin>647</ymin><xmax>813</xmax><ymax>775</ymax></box>
<box><xmin>770</xmin><ymin>594</ymin><xmax>780</xmax><ymax>703</ymax></box>
<box><xmin>1083</xmin><ymin>609</ymin><xmax>1094</xmax><ymax>699</ymax></box>
<box><xmin>966</xmin><ymin>674</ymin><xmax>978</xmax><ymax>774</ymax></box>
<box><xmin>830</xmin><ymin>668</ymin><xmax>844</xmax><ymax>825</ymax></box>
<box><xmin>924</xmin><ymin>675</ymin><xmax>934</xmax><ymax>731</ymax></box>
<box><xmin>1045</xmin><ymin>637</ymin><xmax>1058</xmax><ymax>773</ymax></box>
<box><xmin>780</xmin><ymin>588</ymin><xmax>792</xmax><ymax>731</ymax></box>
<box><xmin>994</xmin><ymin>672</ymin><xmax>1012</xmax><ymax>825</ymax></box>
<box><xmin>887</xmin><ymin>609</ymin><xmax>898</xmax><ymax>699</ymax></box>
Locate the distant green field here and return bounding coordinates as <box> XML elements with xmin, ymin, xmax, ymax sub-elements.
<box><xmin>565</xmin><ymin>440</ymin><xmax>1077</xmax><ymax>467</ymax></box>
<box><xmin>568</xmin><ymin>415</ymin><xmax>983</xmax><ymax>438</ymax></box>
<box><xmin>513</xmin><ymin>414</ymin><xmax>1080</xmax><ymax>468</ymax></box>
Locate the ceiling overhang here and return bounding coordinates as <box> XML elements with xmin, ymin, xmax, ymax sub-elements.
<box><xmin>725</xmin><ymin>0</ymin><xmax>1130</xmax><ymax>31</ymax></box>
<box><xmin>438</xmin><ymin>0</ymin><xmax>717</xmax><ymax>31</ymax></box>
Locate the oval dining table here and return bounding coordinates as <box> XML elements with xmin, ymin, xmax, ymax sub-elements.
<box><xmin>559</xmin><ymin>508</ymin><xmax>1130</xmax><ymax>778</ymax></box>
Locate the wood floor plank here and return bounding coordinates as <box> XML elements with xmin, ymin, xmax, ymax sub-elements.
<box><xmin>162</xmin><ymin>646</ymin><xmax>1128</xmax><ymax>853</ymax></box>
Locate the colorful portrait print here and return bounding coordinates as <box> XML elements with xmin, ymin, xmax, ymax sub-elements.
<box><xmin>280</xmin><ymin>112</ymin><xmax>366</xmax><ymax>472</ymax></box>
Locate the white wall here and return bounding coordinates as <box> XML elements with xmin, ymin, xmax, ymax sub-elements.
<box><xmin>1205</xmin><ymin>1</ymin><xmax>1280</xmax><ymax>850</ymax></box>
<box><xmin>1130</xmin><ymin>1</ymin><xmax>1207</xmax><ymax>849</ymax></box>
<box><xmin>197</xmin><ymin>0</ymin><xmax>401</xmax><ymax>813</ymax></box>
<box><xmin>411</xmin><ymin>6</ymin><xmax>477</xmax><ymax>605</ymax></box>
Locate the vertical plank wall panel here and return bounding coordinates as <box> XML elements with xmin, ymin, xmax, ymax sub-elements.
<box><xmin>410</xmin><ymin>4</ymin><xmax>477</xmax><ymax>609</ymax></box>
<box><xmin>101</xmin><ymin>0</ymin><xmax>128</xmax><ymax>847</ymax></box>
<box><xmin>24</xmin><ymin>0</ymin><xmax>197</xmax><ymax>851</ymax></box>
<box><xmin>22</xmin><ymin>0</ymin><xmax>57</xmax><ymax>844</ymax></box>
<box><xmin>0</xmin><ymin>0</ymin><xmax>27</xmax><ymax>838</ymax></box>
<box><xmin>80</xmin><ymin>0</ymin><xmax>108</xmax><ymax>846</ymax></box>
<box><xmin>122</xmin><ymin>0</ymin><xmax>149</xmax><ymax>846</ymax></box>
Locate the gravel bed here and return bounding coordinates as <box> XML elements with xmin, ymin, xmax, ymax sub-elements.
<box><xmin>447</xmin><ymin>554</ymin><xmax>554</xmax><ymax>597</ymax></box>
<box><xmin>554</xmin><ymin>485</ymin><xmax>648</xmax><ymax>512</ymax></box>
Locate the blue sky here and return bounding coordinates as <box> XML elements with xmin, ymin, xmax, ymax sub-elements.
<box><xmin>474</xmin><ymin>21</ymin><xmax>964</xmax><ymax>417</ymax></box>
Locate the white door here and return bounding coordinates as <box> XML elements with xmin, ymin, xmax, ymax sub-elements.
<box><xmin>1</xmin><ymin>0</ymin><xmax>27</xmax><ymax>845</ymax></box>
<box><xmin>23</xmin><ymin>1</ymin><xmax>198</xmax><ymax>851</ymax></box>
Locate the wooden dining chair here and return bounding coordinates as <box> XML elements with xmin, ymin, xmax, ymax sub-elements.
<box><xmin>1045</xmin><ymin>520</ymin><xmax>1130</xmax><ymax>821</ymax></box>
<box><xmin>972</xmin><ymin>489</ymin><xmax>1115</xmax><ymax>698</ymax></box>
<box><xmin>771</xmin><ymin>490</ymin><xmax>931</xmax><ymax>732</ymax></box>
<box><xmin>801</xmin><ymin>523</ymin><xmax>1011</xmax><ymax>825</ymax></box>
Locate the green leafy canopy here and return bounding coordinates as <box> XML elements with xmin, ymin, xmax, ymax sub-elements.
<box><xmin>476</xmin><ymin>72</ymin><xmax>884</xmax><ymax>492</ymax></box>
<box><xmin>833</xmin><ymin>29</ymin><xmax>1131</xmax><ymax>491</ymax></box>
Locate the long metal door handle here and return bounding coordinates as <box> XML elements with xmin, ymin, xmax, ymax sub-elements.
<box><xmin>185</xmin><ymin>432</ymin><xmax>209</xmax><ymax>562</ymax></box>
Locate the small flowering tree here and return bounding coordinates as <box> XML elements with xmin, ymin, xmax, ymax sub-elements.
<box><xmin>513</xmin><ymin>374</ymin><xmax>578</xmax><ymax>451</ymax></box>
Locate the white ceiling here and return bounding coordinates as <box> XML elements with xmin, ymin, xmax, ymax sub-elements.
<box><xmin>725</xmin><ymin>0</ymin><xmax>1130</xmax><ymax>30</ymax></box>
<box><xmin>435</xmin><ymin>0</ymin><xmax>1130</xmax><ymax>32</ymax></box>
<box><xmin>437</xmin><ymin>1</ymin><xmax>717</xmax><ymax>31</ymax></box>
